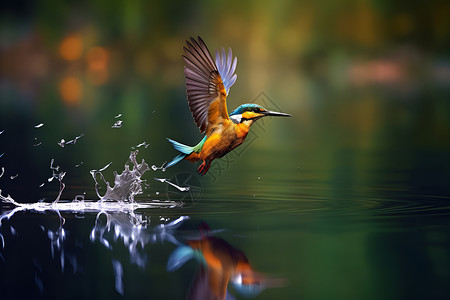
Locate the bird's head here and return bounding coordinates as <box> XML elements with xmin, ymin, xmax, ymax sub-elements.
<box><xmin>229</xmin><ymin>104</ymin><xmax>291</xmax><ymax>125</ymax></box>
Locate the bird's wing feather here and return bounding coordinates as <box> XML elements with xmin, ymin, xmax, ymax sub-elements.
<box><xmin>215</xmin><ymin>48</ymin><xmax>237</xmax><ymax>94</ymax></box>
<box><xmin>183</xmin><ymin>37</ymin><xmax>237</xmax><ymax>134</ymax></box>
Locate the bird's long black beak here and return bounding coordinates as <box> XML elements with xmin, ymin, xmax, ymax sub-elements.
<box><xmin>263</xmin><ymin>110</ymin><xmax>292</xmax><ymax>117</ymax></box>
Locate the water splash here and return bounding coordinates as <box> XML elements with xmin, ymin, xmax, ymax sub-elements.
<box><xmin>47</xmin><ymin>225</ymin><xmax>67</xmax><ymax>268</ymax></box>
<box><xmin>90</xmin><ymin>151</ymin><xmax>149</xmax><ymax>202</ymax></box>
<box><xmin>132</xmin><ymin>142</ymin><xmax>150</xmax><ymax>149</ymax></box>
<box><xmin>0</xmin><ymin>200</ymin><xmax>189</xmax><ymax>296</ymax></box>
<box><xmin>33</xmin><ymin>137</ymin><xmax>42</xmax><ymax>147</ymax></box>
<box><xmin>151</xmin><ymin>163</ymin><xmax>166</xmax><ymax>172</ymax></box>
<box><xmin>89</xmin><ymin>212</ymin><xmax>188</xmax><ymax>270</ymax></box>
<box><xmin>111</xmin><ymin>120</ymin><xmax>123</xmax><ymax>128</ymax></box>
<box><xmin>1</xmin><ymin>150</ymin><xmax>181</xmax><ymax>215</ymax></box>
<box><xmin>57</xmin><ymin>133</ymin><xmax>84</xmax><ymax>147</ymax></box>
<box><xmin>154</xmin><ymin>177</ymin><xmax>190</xmax><ymax>192</ymax></box>
<box><xmin>1</xmin><ymin>153</ymin><xmax>186</xmax><ymax>293</ymax></box>
<box><xmin>0</xmin><ymin>141</ymin><xmax>190</xmax><ymax>296</ymax></box>
<box><xmin>0</xmin><ymin>233</ymin><xmax>5</xmax><ymax>248</ymax></box>
<box><xmin>48</xmin><ymin>159</ymin><xmax>66</xmax><ymax>203</ymax></box>
<box><xmin>90</xmin><ymin>161</ymin><xmax>113</xmax><ymax>199</ymax></box>
<box><xmin>112</xmin><ymin>260</ymin><xmax>124</xmax><ymax>295</ymax></box>
<box><xmin>57</xmin><ymin>139</ymin><xmax>66</xmax><ymax>147</ymax></box>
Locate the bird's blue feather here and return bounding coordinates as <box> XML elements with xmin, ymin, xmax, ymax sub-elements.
<box><xmin>215</xmin><ymin>47</ymin><xmax>237</xmax><ymax>94</ymax></box>
<box><xmin>167</xmin><ymin>138</ymin><xmax>194</xmax><ymax>154</ymax></box>
<box><xmin>231</xmin><ymin>281</ymin><xmax>265</xmax><ymax>298</ymax></box>
<box><xmin>166</xmin><ymin>136</ymin><xmax>207</xmax><ymax>168</ymax></box>
<box><xmin>167</xmin><ymin>245</ymin><xmax>196</xmax><ymax>271</ymax></box>
<box><xmin>229</xmin><ymin>103</ymin><xmax>266</xmax><ymax>116</ymax></box>
<box><xmin>167</xmin><ymin>245</ymin><xmax>206</xmax><ymax>271</ymax></box>
<box><xmin>166</xmin><ymin>154</ymin><xmax>186</xmax><ymax>168</ymax></box>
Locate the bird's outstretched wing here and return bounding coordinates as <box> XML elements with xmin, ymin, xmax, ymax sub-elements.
<box><xmin>183</xmin><ymin>37</ymin><xmax>237</xmax><ymax>134</ymax></box>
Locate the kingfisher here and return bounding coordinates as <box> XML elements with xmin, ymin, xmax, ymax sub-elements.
<box><xmin>166</xmin><ymin>36</ymin><xmax>291</xmax><ymax>175</ymax></box>
<box><xmin>167</xmin><ymin>235</ymin><xmax>269</xmax><ymax>300</ymax></box>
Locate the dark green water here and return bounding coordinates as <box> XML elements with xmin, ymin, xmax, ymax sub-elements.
<box><xmin>1</xmin><ymin>142</ymin><xmax>450</xmax><ymax>299</ymax></box>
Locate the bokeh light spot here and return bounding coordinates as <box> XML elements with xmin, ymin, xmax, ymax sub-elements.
<box><xmin>60</xmin><ymin>77</ymin><xmax>82</xmax><ymax>105</ymax></box>
<box><xmin>86</xmin><ymin>46</ymin><xmax>109</xmax><ymax>85</ymax></box>
<box><xmin>87</xmin><ymin>47</ymin><xmax>109</xmax><ymax>71</ymax></box>
<box><xmin>60</xmin><ymin>34</ymin><xmax>83</xmax><ymax>61</ymax></box>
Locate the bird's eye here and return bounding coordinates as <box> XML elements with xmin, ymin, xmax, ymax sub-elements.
<box><xmin>253</xmin><ymin>108</ymin><xmax>261</xmax><ymax>113</ymax></box>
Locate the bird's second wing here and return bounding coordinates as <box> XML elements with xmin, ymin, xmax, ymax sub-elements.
<box><xmin>183</xmin><ymin>37</ymin><xmax>236</xmax><ymax>134</ymax></box>
<box><xmin>215</xmin><ymin>47</ymin><xmax>237</xmax><ymax>95</ymax></box>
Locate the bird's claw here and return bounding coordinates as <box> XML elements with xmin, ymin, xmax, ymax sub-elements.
<box><xmin>197</xmin><ymin>161</ymin><xmax>211</xmax><ymax>176</ymax></box>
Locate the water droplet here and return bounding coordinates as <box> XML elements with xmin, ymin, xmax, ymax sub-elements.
<box><xmin>33</xmin><ymin>137</ymin><xmax>42</xmax><ymax>147</ymax></box>
<box><xmin>132</xmin><ymin>142</ymin><xmax>150</xmax><ymax>149</ymax></box>
<box><xmin>151</xmin><ymin>163</ymin><xmax>166</xmax><ymax>171</ymax></box>
<box><xmin>111</xmin><ymin>120</ymin><xmax>123</xmax><ymax>128</ymax></box>
<box><xmin>257</xmin><ymin>176</ymin><xmax>261</xmax><ymax>180</ymax></box>
<box><xmin>57</xmin><ymin>134</ymin><xmax>84</xmax><ymax>147</ymax></box>
<box><xmin>155</xmin><ymin>178</ymin><xmax>189</xmax><ymax>192</ymax></box>
<box><xmin>34</xmin><ymin>123</ymin><xmax>44</xmax><ymax>128</ymax></box>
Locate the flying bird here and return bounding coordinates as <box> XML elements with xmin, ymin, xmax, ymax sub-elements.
<box><xmin>167</xmin><ymin>37</ymin><xmax>291</xmax><ymax>175</ymax></box>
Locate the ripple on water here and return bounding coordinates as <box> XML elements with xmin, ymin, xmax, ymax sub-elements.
<box><xmin>193</xmin><ymin>183</ymin><xmax>450</xmax><ymax>221</ymax></box>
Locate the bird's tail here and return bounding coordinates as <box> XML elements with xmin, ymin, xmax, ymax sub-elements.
<box><xmin>166</xmin><ymin>245</ymin><xmax>198</xmax><ymax>271</ymax></box>
<box><xmin>166</xmin><ymin>136</ymin><xmax>207</xmax><ymax>168</ymax></box>
<box><xmin>166</xmin><ymin>138</ymin><xmax>194</xmax><ymax>168</ymax></box>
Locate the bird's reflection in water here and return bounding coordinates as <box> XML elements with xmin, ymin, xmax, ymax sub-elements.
<box><xmin>167</xmin><ymin>227</ymin><xmax>284</xmax><ymax>300</ymax></box>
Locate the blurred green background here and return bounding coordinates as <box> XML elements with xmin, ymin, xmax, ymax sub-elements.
<box><xmin>1</xmin><ymin>0</ymin><xmax>449</xmax><ymax>201</ymax></box>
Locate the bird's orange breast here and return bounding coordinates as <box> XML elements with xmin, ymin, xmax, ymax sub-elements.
<box><xmin>187</xmin><ymin>121</ymin><xmax>250</xmax><ymax>162</ymax></box>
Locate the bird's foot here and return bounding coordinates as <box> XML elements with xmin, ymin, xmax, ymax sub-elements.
<box><xmin>197</xmin><ymin>161</ymin><xmax>211</xmax><ymax>176</ymax></box>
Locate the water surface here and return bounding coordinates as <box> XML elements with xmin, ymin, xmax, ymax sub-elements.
<box><xmin>1</xmin><ymin>145</ymin><xmax>449</xmax><ymax>300</ymax></box>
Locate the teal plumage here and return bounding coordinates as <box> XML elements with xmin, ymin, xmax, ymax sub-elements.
<box><xmin>166</xmin><ymin>136</ymin><xmax>207</xmax><ymax>167</ymax></box>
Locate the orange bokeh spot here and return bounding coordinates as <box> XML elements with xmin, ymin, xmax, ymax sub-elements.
<box><xmin>60</xmin><ymin>77</ymin><xmax>82</xmax><ymax>105</ymax></box>
<box><xmin>86</xmin><ymin>46</ymin><xmax>109</xmax><ymax>85</ymax></box>
<box><xmin>60</xmin><ymin>34</ymin><xmax>83</xmax><ymax>61</ymax></box>
<box><xmin>87</xmin><ymin>46</ymin><xmax>109</xmax><ymax>71</ymax></box>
